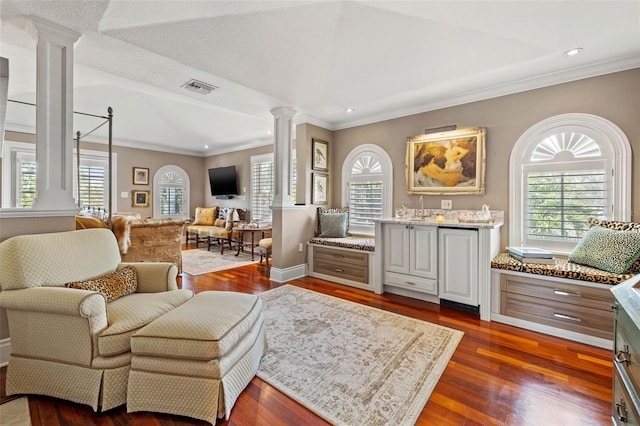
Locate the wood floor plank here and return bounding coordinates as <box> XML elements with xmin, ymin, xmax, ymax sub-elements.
<box><xmin>0</xmin><ymin>257</ymin><xmax>613</xmax><ymax>425</ymax></box>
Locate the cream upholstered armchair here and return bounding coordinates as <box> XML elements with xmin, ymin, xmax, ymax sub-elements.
<box><xmin>0</xmin><ymin>229</ymin><xmax>193</xmax><ymax>412</ymax></box>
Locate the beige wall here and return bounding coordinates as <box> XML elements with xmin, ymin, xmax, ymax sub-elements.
<box><xmin>203</xmin><ymin>145</ymin><xmax>273</xmax><ymax>217</ymax></box>
<box><xmin>332</xmin><ymin>68</ymin><xmax>640</xmax><ymax>250</ymax></box>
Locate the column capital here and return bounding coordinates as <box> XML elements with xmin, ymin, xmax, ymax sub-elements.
<box><xmin>270</xmin><ymin>106</ymin><xmax>297</xmax><ymax>119</ymax></box>
<box><xmin>27</xmin><ymin>16</ymin><xmax>81</xmax><ymax>43</ymax></box>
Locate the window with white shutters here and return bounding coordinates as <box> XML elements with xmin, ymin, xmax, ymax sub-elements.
<box><xmin>250</xmin><ymin>152</ymin><xmax>296</xmax><ymax>222</ymax></box>
<box><xmin>251</xmin><ymin>156</ymin><xmax>274</xmax><ymax>221</ymax></box>
<box><xmin>342</xmin><ymin>144</ymin><xmax>393</xmax><ymax>235</ymax></box>
<box><xmin>153</xmin><ymin>165</ymin><xmax>189</xmax><ymax>218</ymax></box>
<box><xmin>510</xmin><ymin>114</ymin><xmax>631</xmax><ymax>253</ymax></box>
<box><xmin>2</xmin><ymin>141</ymin><xmax>114</xmax><ymax>210</ymax></box>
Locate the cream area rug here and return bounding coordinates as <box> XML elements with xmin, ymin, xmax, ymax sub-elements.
<box><xmin>257</xmin><ymin>285</ymin><xmax>464</xmax><ymax>426</ymax></box>
<box><xmin>181</xmin><ymin>248</ymin><xmax>258</xmax><ymax>275</ymax></box>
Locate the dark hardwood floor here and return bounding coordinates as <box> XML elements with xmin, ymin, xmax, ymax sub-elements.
<box><xmin>0</xmin><ymin>255</ymin><xmax>613</xmax><ymax>425</ymax></box>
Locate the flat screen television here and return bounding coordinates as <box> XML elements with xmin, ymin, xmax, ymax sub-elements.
<box><xmin>208</xmin><ymin>165</ymin><xmax>239</xmax><ymax>198</ymax></box>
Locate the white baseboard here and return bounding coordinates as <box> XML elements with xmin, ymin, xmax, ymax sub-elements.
<box><xmin>0</xmin><ymin>337</ymin><xmax>11</xmax><ymax>367</ymax></box>
<box><xmin>270</xmin><ymin>264</ymin><xmax>306</xmax><ymax>283</ymax></box>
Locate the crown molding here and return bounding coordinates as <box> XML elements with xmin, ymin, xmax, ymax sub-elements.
<box><xmin>331</xmin><ymin>57</ymin><xmax>640</xmax><ymax>131</ymax></box>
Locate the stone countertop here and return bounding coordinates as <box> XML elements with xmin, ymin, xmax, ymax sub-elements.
<box><xmin>376</xmin><ymin>210</ymin><xmax>504</xmax><ymax>229</ymax></box>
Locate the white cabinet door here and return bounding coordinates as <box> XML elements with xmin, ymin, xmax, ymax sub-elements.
<box><xmin>410</xmin><ymin>225</ymin><xmax>438</xmax><ymax>279</ymax></box>
<box><xmin>384</xmin><ymin>223</ymin><xmax>410</xmax><ymax>274</ymax></box>
<box><xmin>438</xmin><ymin>228</ymin><xmax>478</xmax><ymax>306</ymax></box>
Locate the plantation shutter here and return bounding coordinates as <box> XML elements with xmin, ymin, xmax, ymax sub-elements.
<box><xmin>16</xmin><ymin>151</ymin><xmax>36</xmax><ymax>208</ymax></box>
<box><xmin>349</xmin><ymin>181</ymin><xmax>383</xmax><ymax>228</ymax></box>
<box><xmin>158</xmin><ymin>168</ymin><xmax>186</xmax><ymax>216</ymax></box>
<box><xmin>160</xmin><ymin>187</ymin><xmax>184</xmax><ymax>215</ymax></box>
<box><xmin>526</xmin><ymin>169</ymin><xmax>606</xmax><ymax>242</ymax></box>
<box><xmin>251</xmin><ymin>159</ymin><xmax>274</xmax><ymax>221</ymax></box>
<box><xmin>78</xmin><ymin>163</ymin><xmax>106</xmax><ymax>210</ymax></box>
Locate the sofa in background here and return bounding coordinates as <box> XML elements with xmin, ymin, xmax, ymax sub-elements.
<box><xmin>76</xmin><ymin>213</ymin><xmax>186</xmax><ymax>273</ymax></box>
<box><xmin>0</xmin><ymin>229</ymin><xmax>194</xmax><ymax>411</ymax></box>
<box><xmin>186</xmin><ymin>206</ymin><xmax>247</xmax><ymax>253</ymax></box>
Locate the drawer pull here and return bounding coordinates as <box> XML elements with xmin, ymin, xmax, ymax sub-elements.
<box><xmin>334</xmin><ymin>268</ymin><xmax>344</xmax><ymax>272</ymax></box>
<box><xmin>405</xmin><ymin>281</ymin><xmax>416</xmax><ymax>286</ymax></box>
<box><xmin>615</xmin><ymin>345</ymin><xmax>631</xmax><ymax>365</ymax></box>
<box><xmin>554</xmin><ymin>289</ymin><xmax>582</xmax><ymax>298</ymax></box>
<box><xmin>553</xmin><ymin>313</ymin><xmax>582</xmax><ymax>322</ymax></box>
<box><xmin>616</xmin><ymin>397</ymin><xmax>628</xmax><ymax>422</ymax></box>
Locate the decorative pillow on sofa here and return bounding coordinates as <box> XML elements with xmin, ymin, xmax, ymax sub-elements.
<box><xmin>588</xmin><ymin>217</ymin><xmax>640</xmax><ymax>273</ymax></box>
<box><xmin>65</xmin><ymin>266</ymin><xmax>138</xmax><ymax>302</ymax></box>
<box><xmin>568</xmin><ymin>225</ymin><xmax>640</xmax><ymax>274</ymax></box>
<box><xmin>319</xmin><ymin>212</ymin><xmax>348</xmax><ymax>238</ymax></box>
<box><xmin>316</xmin><ymin>207</ymin><xmax>350</xmax><ymax>237</ymax></box>
<box><xmin>214</xmin><ymin>218</ymin><xmax>226</xmax><ymax>228</ymax></box>
<box><xmin>192</xmin><ymin>207</ymin><xmax>217</xmax><ymax>226</ymax></box>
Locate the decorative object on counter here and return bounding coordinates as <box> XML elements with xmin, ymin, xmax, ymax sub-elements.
<box><xmin>458</xmin><ymin>204</ymin><xmax>493</xmax><ymax>223</ymax></box>
<box><xmin>133</xmin><ymin>167</ymin><xmax>149</xmax><ymax>185</ymax></box>
<box><xmin>406</xmin><ymin>127</ymin><xmax>486</xmax><ymax>195</ymax></box>
<box><xmin>132</xmin><ymin>190</ymin><xmax>150</xmax><ymax>207</ymax></box>
<box><xmin>436</xmin><ymin>212</ymin><xmax>445</xmax><ymax>223</ymax></box>
<box><xmin>312</xmin><ymin>138</ymin><xmax>328</xmax><ymax>171</ymax></box>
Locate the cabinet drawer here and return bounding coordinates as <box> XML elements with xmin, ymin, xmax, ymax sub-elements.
<box><xmin>615</xmin><ymin>305</ymin><xmax>640</xmax><ymax>390</ymax></box>
<box><xmin>384</xmin><ymin>271</ymin><xmax>437</xmax><ymax>295</ymax></box>
<box><xmin>501</xmin><ymin>274</ymin><xmax>613</xmax><ymax>311</ymax></box>
<box><xmin>613</xmin><ymin>365</ymin><xmax>640</xmax><ymax>425</ymax></box>
<box><xmin>313</xmin><ymin>246</ymin><xmax>368</xmax><ymax>267</ymax></box>
<box><xmin>314</xmin><ymin>258</ymin><xmax>368</xmax><ymax>283</ymax></box>
<box><xmin>501</xmin><ymin>292</ymin><xmax>613</xmax><ymax>339</ymax></box>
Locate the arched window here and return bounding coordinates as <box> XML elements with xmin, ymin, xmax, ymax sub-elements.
<box><xmin>153</xmin><ymin>165</ymin><xmax>190</xmax><ymax>219</ymax></box>
<box><xmin>510</xmin><ymin>113</ymin><xmax>631</xmax><ymax>253</ymax></box>
<box><xmin>341</xmin><ymin>144</ymin><xmax>393</xmax><ymax>235</ymax></box>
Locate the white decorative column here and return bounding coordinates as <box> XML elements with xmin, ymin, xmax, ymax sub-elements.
<box><xmin>28</xmin><ymin>17</ymin><xmax>80</xmax><ymax>211</ymax></box>
<box><xmin>270</xmin><ymin>106</ymin><xmax>296</xmax><ymax>208</ymax></box>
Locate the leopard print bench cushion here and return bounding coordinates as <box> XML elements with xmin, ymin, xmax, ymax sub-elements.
<box><xmin>491</xmin><ymin>252</ymin><xmax>634</xmax><ymax>285</ymax></box>
<box><xmin>65</xmin><ymin>265</ymin><xmax>138</xmax><ymax>302</ymax></box>
<box><xmin>309</xmin><ymin>237</ymin><xmax>375</xmax><ymax>252</ymax></box>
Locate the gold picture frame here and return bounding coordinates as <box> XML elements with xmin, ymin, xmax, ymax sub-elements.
<box><xmin>312</xmin><ymin>138</ymin><xmax>328</xmax><ymax>171</ymax></box>
<box><xmin>132</xmin><ymin>190</ymin><xmax>150</xmax><ymax>207</ymax></box>
<box><xmin>406</xmin><ymin>127</ymin><xmax>486</xmax><ymax>195</ymax></box>
<box><xmin>133</xmin><ymin>167</ymin><xmax>149</xmax><ymax>185</ymax></box>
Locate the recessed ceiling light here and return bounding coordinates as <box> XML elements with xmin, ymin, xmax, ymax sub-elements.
<box><xmin>346</xmin><ymin>108</ymin><xmax>354</xmax><ymax>113</ymax></box>
<box><xmin>267</xmin><ymin>130</ymin><xmax>272</xmax><ymax>135</ymax></box>
<box><xmin>204</xmin><ymin>145</ymin><xmax>209</xmax><ymax>149</ymax></box>
<box><xmin>564</xmin><ymin>47</ymin><xmax>583</xmax><ymax>57</ymax></box>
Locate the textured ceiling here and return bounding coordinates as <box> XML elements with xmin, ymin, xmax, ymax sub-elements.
<box><xmin>1</xmin><ymin>0</ymin><xmax>639</xmax><ymax>156</ymax></box>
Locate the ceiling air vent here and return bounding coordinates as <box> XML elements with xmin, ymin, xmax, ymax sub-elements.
<box><xmin>181</xmin><ymin>79</ymin><xmax>217</xmax><ymax>95</ymax></box>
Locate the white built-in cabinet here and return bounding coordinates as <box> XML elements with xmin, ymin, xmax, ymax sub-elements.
<box><xmin>438</xmin><ymin>227</ymin><xmax>478</xmax><ymax>306</ymax></box>
<box><xmin>374</xmin><ymin>213</ymin><xmax>503</xmax><ymax>320</ymax></box>
<box><xmin>383</xmin><ymin>223</ymin><xmax>438</xmax><ymax>294</ymax></box>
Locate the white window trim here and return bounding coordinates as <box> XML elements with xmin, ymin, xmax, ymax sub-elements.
<box><xmin>341</xmin><ymin>144</ymin><xmax>393</xmax><ymax>235</ymax></box>
<box><xmin>509</xmin><ymin>113</ymin><xmax>631</xmax><ymax>250</ymax></box>
<box><xmin>2</xmin><ymin>140</ymin><xmax>117</xmax><ymax>211</ymax></box>
<box><xmin>153</xmin><ymin>165</ymin><xmax>190</xmax><ymax>219</ymax></box>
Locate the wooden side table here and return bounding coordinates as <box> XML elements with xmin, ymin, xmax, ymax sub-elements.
<box><xmin>233</xmin><ymin>227</ymin><xmax>271</xmax><ymax>261</ymax></box>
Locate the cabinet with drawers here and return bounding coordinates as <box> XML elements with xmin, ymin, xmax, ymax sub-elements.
<box><xmin>611</xmin><ymin>275</ymin><xmax>640</xmax><ymax>425</ymax></box>
<box><xmin>500</xmin><ymin>274</ymin><xmax>614</xmax><ymax>340</ymax></box>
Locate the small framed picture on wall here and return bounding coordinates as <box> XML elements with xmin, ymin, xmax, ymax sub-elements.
<box><xmin>312</xmin><ymin>138</ymin><xmax>328</xmax><ymax>171</ymax></box>
<box><xmin>133</xmin><ymin>167</ymin><xmax>149</xmax><ymax>185</ymax></box>
<box><xmin>132</xmin><ymin>190</ymin><xmax>150</xmax><ymax>207</ymax></box>
<box><xmin>312</xmin><ymin>173</ymin><xmax>328</xmax><ymax>205</ymax></box>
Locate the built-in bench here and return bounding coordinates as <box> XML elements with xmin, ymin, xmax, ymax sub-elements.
<box><xmin>307</xmin><ymin>237</ymin><xmax>376</xmax><ymax>291</ymax></box>
<box><xmin>491</xmin><ymin>252</ymin><xmax>638</xmax><ymax>349</ymax></box>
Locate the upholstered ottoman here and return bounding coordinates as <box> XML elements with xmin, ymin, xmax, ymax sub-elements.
<box><xmin>127</xmin><ymin>291</ymin><xmax>267</xmax><ymax>424</ymax></box>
